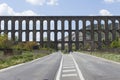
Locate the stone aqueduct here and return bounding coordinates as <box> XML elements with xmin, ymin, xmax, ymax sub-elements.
<box><xmin>0</xmin><ymin>16</ymin><xmax>120</xmax><ymax>51</ymax></box>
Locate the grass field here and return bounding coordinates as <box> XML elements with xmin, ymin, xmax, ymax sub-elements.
<box><xmin>82</xmin><ymin>51</ymin><xmax>120</xmax><ymax>62</ymax></box>
<box><xmin>0</xmin><ymin>51</ymin><xmax>51</xmax><ymax>69</ymax></box>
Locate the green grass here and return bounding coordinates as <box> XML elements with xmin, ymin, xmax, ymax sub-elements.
<box><xmin>0</xmin><ymin>51</ymin><xmax>3</xmax><ymax>56</ymax></box>
<box><xmin>81</xmin><ymin>51</ymin><xmax>120</xmax><ymax>62</ymax></box>
<box><xmin>0</xmin><ymin>51</ymin><xmax>49</xmax><ymax>69</ymax></box>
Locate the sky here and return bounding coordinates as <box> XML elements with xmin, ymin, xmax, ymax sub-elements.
<box><xmin>0</xmin><ymin>0</ymin><xmax>120</xmax><ymax>16</ymax></box>
<box><xmin>0</xmin><ymin>0</ymin><xmax>120</xmax><ymax>41</ymax></box>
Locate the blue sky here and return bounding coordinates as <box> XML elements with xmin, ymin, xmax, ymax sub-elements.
<box><xmin>0</xmin><ymin>0</ymin><xmax>120</xmax><ymax>16</ymax></box>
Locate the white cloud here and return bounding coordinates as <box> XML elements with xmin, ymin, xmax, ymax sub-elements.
<box><xmin>47</xmin><ymin>0</ymin><xmax>58</xmax><ymax>5</ymax></box>
<box><xmin>15</xmin><ymin>10</ymin><xmax>38</xmax><ymax>16</ymax></box>
<box><xmin>104</xmin><ymin>0</ymin><xmax>120</xmax><ymax>3</ymax></box>
<box><xmin>26</xmin><ymin>0</ymin><xmax>58</xmax><ymax>6</ymax></box>
<box><xmin>99</xmin><ymin>9</ymin><xmax>112</xmax><ymax>16</ymax></box>
<box><xmin>104</xmin><ymin>0</ymin><xmax>114</xmax><ymax>3</ymax></box>
<box><xmin>0</xmin><ymin>3</ymin><xmax>38</xmax><ymax>16</ymax></box>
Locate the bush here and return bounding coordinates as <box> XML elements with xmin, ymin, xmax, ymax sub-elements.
<box><xmin>13</xmin><ymin>42</ymin><xmax>24</xmax><ymax>50</ymax></box>
<box><xmin>0</xmin><ymin>34</ymin><xmax>13</xmax><ymax>49</ymax></box>
<box><xmin>110</xmin><ymin>38</ymin><xmax>120</xmax><ymax>48</ymax></box>
<box><xmin>24</xmin><ymin>42</ymin><xmax>38</xmax><ymax>51</ymax></box>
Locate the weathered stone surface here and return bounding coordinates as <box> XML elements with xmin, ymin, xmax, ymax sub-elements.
<box><xmin>0</xmin><ymin>16</ymin><xmax>120</xmax><ymax>51</ymax></box>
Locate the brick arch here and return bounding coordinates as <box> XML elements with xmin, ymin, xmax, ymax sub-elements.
<box><xmin>22</xmin><ymin>32</ymin><xmax>26</xmax><ymax>42</ymax></box>
<box><xmin>36</xmin><ymin>32</ymin><xmax>40</xmax><ymax>42</ymax></box>
<box><xmin>94</xmin><ymin>20</ymin><xmax>98</xmax><ymax>30</ymax></box>
<box><xmin>15</xmin><ymin>32</ymin><xmax>19</xmax><ymax>41</ymax></box>
<box><xmin>36</xmin><ymin>20</ymin><xmax>40</xmax><ymax>30</ymax></box>
<box><xmin>15</xmin><ymin>20</ymin><xmax>19</xmax><ymax>30</ymax></box>
<box><xmin>8</xmin><ymin>20</ymin><xmax>12</xmax><ymax>30</ymax></box>
<box><xmin>57</xmin><ymin>20</ymin><xmax>62</xmax><ymax>30</ymax></box>
<box><xmin>29</xmin><ymin>20</ymin><xmax>33</xmax><ymax>30</ymax></box>
<box><xmin>0</xmin><ymin>16</ymin><xmax>120</xmax><ymax>51</ymax></box>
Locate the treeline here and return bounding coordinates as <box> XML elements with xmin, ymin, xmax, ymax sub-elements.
<box><xmin>0</xmin><ymin>34</ymin><xmax>54</xmax><ymax>56</ymax></box>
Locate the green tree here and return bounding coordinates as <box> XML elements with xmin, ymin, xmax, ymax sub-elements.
<box><xmin>0</xmin><ymin>34</ymin><xmax>13</xmax><ymax>49</ymax></box>
<box><xmin>110</xmin><ymin>38</ymin><xmax>120</xmax><ymax>48</ymax></box>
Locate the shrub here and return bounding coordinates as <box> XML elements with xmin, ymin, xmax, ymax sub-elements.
<box><xmin>110</xmin><ymin>38</ymin><xmax>120</xmax><ymax>48</ymax></box>
<box><xmin>0</xmin><ymin>34</ymin><xmax>14</xmax><ymax>55</ymax></box>
<box><xmin>24</xmin><ymin>42</ymin><xmax>38</xmax><ymax>51</ymax></box>
<box><xmin>12</xmin><ymin>42</ymin><xmax>25</xmax><ymax>50</ymax></box>
<box><xmin>0</xmin><ymin>34</ymin><xmax>13</xmax><ymax>49</ymax></box>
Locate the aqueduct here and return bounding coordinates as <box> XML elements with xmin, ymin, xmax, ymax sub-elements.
<box><xmin>0</xmin><ymin>16</ymin><xmax>120</xmax><ymax>51</ymax></box>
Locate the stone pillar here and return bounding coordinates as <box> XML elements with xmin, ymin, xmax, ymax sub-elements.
<box><xmin>26</xmin><ymin>20</ymin><xmax>29</xmax><ymax>41</ymax></box>
<box><xmin>19</xmin><ymin>20</ymin><xmax>22</xmax><ymax>42</ymax></box>
<box><xmin>68</xmin><ymin>20</ymin><xmax>72</xmax><ymax>52</ymax></box>
<box><xmin>98</xmin><ymin>20</ymin><xmax>102</xmax><ymax>49</ymax></box>
<box><xmin>11</xmin><ymin>20</ymin><xmax>15</xmax><ymax>41</ymax></box>
<box><xmin>105</xmin><ymin>19</ymin><xmax>109</xmax><ymax>46</ymax></box>
<box><xmin>119</xmin><ymin>20</ymin><xmax>120</xmax><ymax>36</ymax></box>
<box><xmin>0</xmin><ymin>20</ymin><xmax>1</xmax><ymax>34</ymax></box>
<box><xmin>33</xmin><ymin>19</ymin><xmax>36</xmax><ymax>42</ymax></box>
<box><xmin>91</xmin><ymin>19</ymin><xmax>94</xmax><ymax>50</ymax></box>
<box><xmin>47</xmin><ymin>20</ymin><xmax>50</xmax><ymax>48</ymax></box>
<box><xmin>40</xmin><ymin>20</ymin><xmax>43</xmax><ymax>47</ymax></box>
<box><xmin>83</xmin><ymin>19</ymin><xmax>86</xmax><ymax>48</ymax></box>
<box><xmin>75</xmin><ymin>20</ymin><xmax>79</xmax><ymax>50</ymax></box>
<box><xmin>55</xmin><ymin>20</ymin><xmax>58</xmax><ymax>51</ymax></box>
<box><xmin>91</xmin><ymin>19</ymin><xmax>94</xmax><ymax>41</ymax></box>
<box><xmin>4</xmin><ymin>19</ymin><xmax>8</xmax><ymax>34</ymax></box>
<box><xmin>112</xmin><ymin>19</ymin><xmax>116</xmax><ymax>41</ymax></box>
<box><xmin>61</xmin><ymin>20</ymin><xmax>65</xmax><ymax>50</ymax></box>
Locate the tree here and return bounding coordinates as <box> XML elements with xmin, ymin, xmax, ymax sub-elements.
<box><xmin>0</xmin><ymin>34</ymin><xmax>14</xmax><ymax>55</ymax></box>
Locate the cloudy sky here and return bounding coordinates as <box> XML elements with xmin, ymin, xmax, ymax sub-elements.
<box><xmin>0</xmin><ymin>0</ymin><xmax>120</xmax><ymax>16</ymax></box>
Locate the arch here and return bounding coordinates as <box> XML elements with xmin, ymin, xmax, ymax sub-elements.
<box><xmin>50</xmin><ymin>32</ymin><xmax>55</xmax><ymax>41</ymax></box>
<box><xmin>109</xmin><ymin>32</ymin><xmax>112</xmax><ymax>41</ymax></box>
<box><xmin>86</xmin><ymin>31</ymin><xmax>91</xmax><ymax>40</ymax></box>
<box><xmin>64</xmin><ymin>43</ymin><xmax>69</xmax><ymax>52</ymax></box>
<box><xmin>79</xmin><ymin>43</ymin><xmax>83</xmax><ymax>50</ymax></box>
<box><xmin>86</xmin><ymin>20</ymin><xmax>91</xmax><ymax>30</ymax></box>
<box><xmin>36</xmin><ymin>20</ymin><xmax>40</xmax><ymax>30</ymax></box>
<box><xmin>8</xmin><ymin>32</ymin><xmax>11</xmax><ymax>40</ymax></box>
<box><xmin>15</xmin><ymin>32</ymin><xmax>19</xmax><ymax>41</ymax></box>
<box><xmin>43</xmin><ymin>32</ymin><xmax>47</xmax><ymax>41</ymax></box>
<box><xmin>58</xmin><ymin>43</ymin><xmax>62</xmax><ymax>50</ymax></box>
<box><xmin>15</xmin><ymin>20</ymin><xmax>19</xmax><ymax>30</ymax></box>
<box><xmin>116</xmin><ymin>31</ymin><xmax>119</xmax><ymax>38</ymax></box>
<box><xmin>1</xmin><ymin>20</ymin><xmax>4</xmax><ymax>30</ymax></box>
<box><xmin>8</xmin><ymin>20</ymin><xmax>12</xmax><ymax>30</ymax></box>
<box><xmin>101</xmin><ymin>32</ymin><xmax>105</xmax><ymax>41</ymax></box>
<box><xmin>101</xmin><ymin>20</ymin><xmax>105</xmax><ymax>30</ymax></box>
<box><xmin>72</xmin><ymin>32</ymin><xmax>76</xmax><ymax>41</ymax></box>
<box><xmin>72</xmin><ymin>43</ymin><xmax>76</xmax><ymax>51</ymax></box>
<box><xmin>94</xmin><ymin>32</ymin><xmax>98</xmax><ymax>41</ymax></box>
<box><xmin>79</xmin><ymin>20</ymin><xmax>83</xmax><ymax>30</ymax></box>
<box><xmin>94</xmin><ymin>20</ymin><xmax>98</xmax><ymax>30</ymax></box>
<box><xmin>1</xmin><ymin>32</ymin><xmax>4</xmax><ymax>35</ymax></box>
<box><xmin>64</xmin><ymin>32</ymin><xmax>69</xmax><ymax>41</ymax></box>
<box><xmin>22</xmin><ymin>20</ymin><xmax>26</xmax><ymax>30</ymax></box>
<box><xmin>57</xmin><ymin>20</ymin><xmax>62</xmax><ymax>30</ymax></box>
<box><xmin>22</xmin><ymin>32</ymin><xmax>26</xmax><ymax>42</ymax></box>
<box><xmin>79</xmin><ymin>32</ymin><xmax>83</xmax><ymax>41</ymax></box>
<box><xmin>108</xmin><ymin>20</ymin><xmax>112</xmax><ymax>30</ymax></box>
<box><xmin>43</xmin><ymin>20</ymin><xmax>47</xmax><ymax>30</ymax></box>
<box><xmin>36</xmin><ymin>32</ymin><xmax>40</xmax><ymax>41</ymax></box>
<box><xmin>50</xmin><ymin>20</ymin><xmax>55</xmax><ymax>30</ymax></box>
<box><xmin>64</xmin><ymin>20</ymin><xmax>69</xmax><ymax>30</ymax></box>
<box><xmin>94</xmin><ymin>42</ymin><xmax>98</xmax><ymax>50</ymax></box>
<box><xmin>72</xmin><ymin>20</ymin><xmax>76</xmax><ymax>30</ymax></box>
<box><xmin>115</xmin><ymin>20</ymin><xmax>119</xmax><ymax>30</ymax></box>
<box><xmin>29</xmin><ymin>20</ymin><xmax>33</xmax><ymax>30</ymax></box>
<box><xmin>29</xmin><ymin>32</ymin><xmax>33</xmax><ymax>41</ymax></box>
<box><xmin>57</xmin><ymin>32</ymin><xmax>62</xmax><ymax>41</ymax></box>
